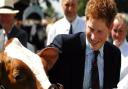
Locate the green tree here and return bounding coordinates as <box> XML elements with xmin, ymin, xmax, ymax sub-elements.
<box><xmin>77</xmin><ymin>0</ymin><xmax>88</xmax><ymax>16</ymax></box>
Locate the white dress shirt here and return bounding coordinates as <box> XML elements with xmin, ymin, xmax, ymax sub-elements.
<box><xmin>113</xmin><ymin>39</ymin><xmax>128</xmax><ymax>80</ymax></box>
<box><xmin>83</xmin><ymin>38</ymin><xmax>104</xmax><ymax>89</ymax></box>
<box><xmin>46</xmin><ymin>16</ymin><xmax>86</xmax><ymax>45</ymax></box>
<box><xmin>116</xmin><ymin>39</ymin><xmax>128</xmax><ymax>89</ymax></box>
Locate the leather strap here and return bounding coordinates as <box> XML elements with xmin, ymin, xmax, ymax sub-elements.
<box><xmin>48</xmin><ymin>83</ymin><xmax>64</xmax><ymax>89</ymax></box>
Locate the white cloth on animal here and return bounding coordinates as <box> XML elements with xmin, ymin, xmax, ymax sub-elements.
<box><xmin>5</xmin><ymin>38</ymin><xmax>51</xmax><ymax>89</ymax></box>
<box><xmin>120</xmin><ymin>55</ymin><xmax>128</xmax><ymax>80</ymax></box>
<box><xmin>117</xmin><ymin>73</ymin><xmax>128</xmax><ymax>89</ymax></box>
<box><xmin>117</xmin><ymin>57</ymin><xmax>128</xmax><ymax>89</ymax></box>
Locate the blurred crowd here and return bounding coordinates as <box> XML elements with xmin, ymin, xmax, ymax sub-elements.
<box><xmin>0</xmin><ymin>0</ymin><xmax>61</xmax><ymax>53</ymax></box>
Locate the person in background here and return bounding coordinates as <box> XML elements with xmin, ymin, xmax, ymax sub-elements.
<box><xmin>47</xmin><ymin>0</ymin><xmax>121</xmax><ymax>89</ymax></box>
<box><xmin>110</xmin><ymin>13</ymin><xmax>128</xmax><ymax>88</ymax></box>
<box><xmin>46</xmin><ymin>0</ymin><xmax>86</xmax><ymax>45</ymax></box>
<box><xmin>0</xmin><ymin>6</ymin><xmax>28</xmax><ymax>47</ymax></box>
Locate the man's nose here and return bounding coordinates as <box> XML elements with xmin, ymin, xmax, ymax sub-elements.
<box><xmin>68</xmin><ymin>6</ymin><xmax>73</xmax><ymax>11</ymax></box>
<box><xmin>115</xmin><ymin>32</ymin><xmax>120</xmax><ymax>37</ymax></box>
<box><xmin>91</xmin><ymin>33</ymin><xmax>97</xmax><ymax>40</ymax></box>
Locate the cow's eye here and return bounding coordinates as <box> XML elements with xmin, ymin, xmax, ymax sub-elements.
<box><xmin>14</xmin><ymin>71</ymin><xmax>25</xmax><ymax>81</ymax></box>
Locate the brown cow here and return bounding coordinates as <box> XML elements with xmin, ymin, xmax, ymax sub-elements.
<box><xmin>0</xmin><ymin>37</ymin><xmax>62</xmax><ymax>89</ymax></box>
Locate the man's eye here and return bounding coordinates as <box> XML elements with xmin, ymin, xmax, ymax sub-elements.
<box><xmin>97</xmin><ymin>30</ymin><xmax>102</xmax><ymax>33</ymax></box>
<box><xmin>89</xmin><ymin>27</ymin><xmax>94</xmax><ymax>32</ymax></box>
<box><xmin>114</xmin><ymin>29</ymin><xmax>123</xmax><ymax>33</ymax></box>
<box><xmin>114</xmin><ymin>29</ymin><xmax>117</xmax><ymax>32</ymax></box>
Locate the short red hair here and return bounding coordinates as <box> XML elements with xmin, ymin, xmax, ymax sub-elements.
<box><xmin>85</xmin><ymin>0</ymin><xmax>117</xmax><ymax>27</ymax></box>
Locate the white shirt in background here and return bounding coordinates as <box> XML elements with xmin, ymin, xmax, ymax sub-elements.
<box><xmin>46</xmin><ymin>16</ymin><xmax>86</xmax><ymax>45</ymax></box>
<box><xmin>114</xmin><ymin>39</ymin><xmax>128</xmax><ymax>89</ymax></box>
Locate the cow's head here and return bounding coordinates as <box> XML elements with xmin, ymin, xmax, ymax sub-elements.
<box><xmin>0</xmin><ymin>37</ymin><xmax>60</xmax><ymax>89</ymax></box>
<box><xmin>0</xmin><ymin>52</ymin><xmax>42</xmax><ymax>89</ymax></box>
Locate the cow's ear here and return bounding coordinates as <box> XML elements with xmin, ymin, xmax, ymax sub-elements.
<box><xmin>37</xmin><ymin>47</ymin><xmax>59</xmax><ymax>72</ymax></box>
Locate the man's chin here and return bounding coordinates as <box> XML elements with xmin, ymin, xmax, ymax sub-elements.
<box><xmin>90</xmin><ymin>45</ymin><xmax>100</xmax><ymax>51</ymax></box>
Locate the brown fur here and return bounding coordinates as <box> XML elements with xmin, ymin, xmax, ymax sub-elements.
<box><xmin>37</xmin><ymin>47</ymin><xmax>58</xmax><ymax>72</ymax></box>
<box><xmin>0</xmin><ymin>38</ymin><xmax>59</xmax><ymax>89</ymax></box>
<box><xmin>0</xmin><ymin>52</ymin><xmax>43</xmax><ymax>89</ymax></box>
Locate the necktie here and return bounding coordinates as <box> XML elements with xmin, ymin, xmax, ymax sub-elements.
<box><xmin>91</xmin><ymin>51</ymin><xmax>100</xmax><ymax>89</ymax></box>
<box><xmin>69</xmin><ymin>24</ymin><xmax>73</xmax><ymax>34</ymax></box>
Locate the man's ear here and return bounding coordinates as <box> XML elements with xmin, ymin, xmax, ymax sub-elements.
<box><xmin>37</xmin><ymin>47</ymin><xmax>59</xmax><ymax>72</ymax></box>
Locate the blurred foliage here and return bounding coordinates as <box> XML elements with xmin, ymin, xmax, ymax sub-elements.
<box><xmin>16</xmin><ymin>0</ymin><xmax>128</xmax><ymax>19</ymax></box>
<box><xmin>45</xmin><ymin>0</ymin><xmax>88</xmax><ymax>18</ymax></box>
<box><xmin>77</xmin><ymin>0</ymin><xmax>87</xmax><ymax>16</ymax></box>
<box><xmin>115</xmin><ymin>0</ymin><xmax>128</xmax><ymax>13</ymax></box>
<box><xmin>42</xmin><ymin>0</ymin><xmax>59</xmax><ymax>18</ymax></box>
<box><xmin>77</xmin><ymin>0</ymin><xmax>128</xmax><ymax>16</ymax></box>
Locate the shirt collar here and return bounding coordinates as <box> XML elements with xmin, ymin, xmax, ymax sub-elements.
<box><xmin>86</xmin><ymin>37</ymin><xmax>104</xmax><ymax>57</ymax></box>
<box><xmin>118</xmin><ymin>39</ymin><xmax>128</xmax><ymax>50</ymax></box>
<box><xmin>113</xmin><ymin>39</ymin><xmax>127</xmax><ymax>48</ymax></box>
<box><xmin>64</xmin><ymin>16</ymin><xmax>78</xmax><ymax>28</ymax></box>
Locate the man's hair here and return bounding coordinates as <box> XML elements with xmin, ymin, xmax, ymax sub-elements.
<box><xmin>115</xmin><ymin>13</ymin><xmax>128</xmax><ymax>25</ymax></box>
<box><xmin>60</xmin><ymin>0</ymin><xmax>79</xmax><ymax>4</ymax></box>
<box><xmin>114</xmin><ymin>13</ymin><xmax>128</xmax><ymax>32</ymax></box>
<box><xmin>85</xmin><ymin>0</ymin><xmax>117</xmax><ymax>27</ymax></box>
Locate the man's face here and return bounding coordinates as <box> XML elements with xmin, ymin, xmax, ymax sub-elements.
<box><xmin>111</xmin><ymin>19</ymin><xmax>127</xmax><ymax>47</ymax></box>
<box><xmin>86</xmin><ymin>18</ymin><xmax>110</xmax><ymax>51</ymax></box>
<box><xmin>62</xmin><ymin>0</ymin><xmax>77</xmax><ymax>22</ymax></box>
<box><xmin>0</xmin><ymin>14</ymin><xmax>15</xmax><ymax>27</ymax></box>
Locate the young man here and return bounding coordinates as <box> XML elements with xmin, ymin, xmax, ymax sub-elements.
<box><xmin>48</xmin><ymin>0</ymin><xmax>121</xmax><ymax>89</ymax></box>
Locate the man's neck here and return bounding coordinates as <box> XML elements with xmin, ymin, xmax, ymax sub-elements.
<box><xmin>4</xmin><ymin>25</ymin><xmax>13</xmax><ymax>34</ymax></box>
